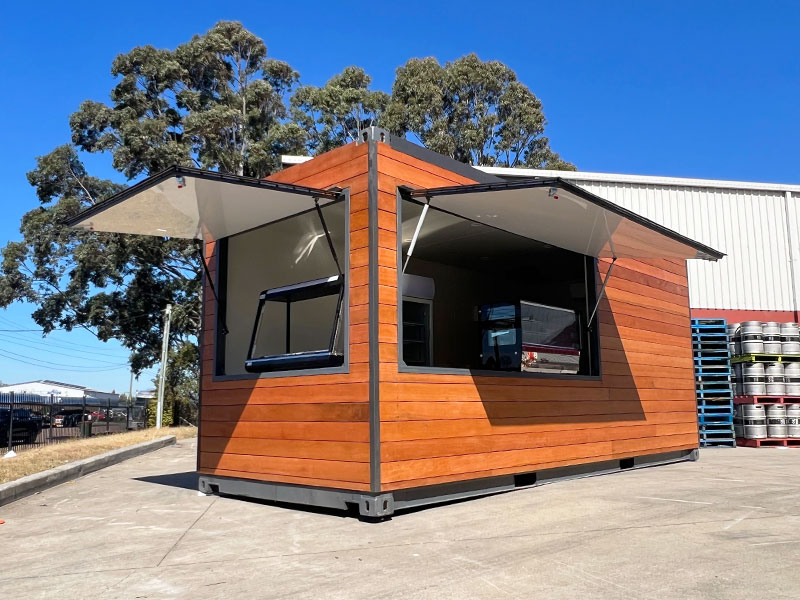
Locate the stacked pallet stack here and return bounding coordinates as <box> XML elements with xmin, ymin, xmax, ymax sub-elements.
<box><xmin>729</xmin><ymin>320</ymin><xmax>800</xmax><ymax>448</ymax></box>
<box><xmin>691</xmin><ymin>318</ymin><xmax>736</xmax><ymax>447</ymax></box>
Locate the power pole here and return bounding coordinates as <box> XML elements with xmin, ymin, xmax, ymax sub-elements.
<box><xmin>128</xmin><ymin>371</ymin><xmax>134</xmax><ymax>406</ymax></box>
<box><xmin>156</xmin><ymin>304</ymin><xmax>172</xmax><ymax>429</ymax></box>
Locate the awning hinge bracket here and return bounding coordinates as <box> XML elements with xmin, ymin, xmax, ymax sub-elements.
<box><xmin>588</xmin><ymin>256</ymin><xmax>617</xmax><ymax>329</ymax></box>
<box><xmin>402</xmin><ymin>198</ymin><xmax>431</xmax><ymax>274</ymax></box>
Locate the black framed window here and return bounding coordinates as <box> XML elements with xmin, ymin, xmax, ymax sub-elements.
<box><xmin>215</xmin><ymin>197</ymin><xmax>348</xmax><ymax>377</ymax></box>
<box><xmin>246</xmin><ymin>275</ymin><xmax>345</xmax><ymax>372</ymax></box>
<box><xmin>399</xmin><ymin>197</ymin><xmax>600</xmax><ymax>377</ymax></box>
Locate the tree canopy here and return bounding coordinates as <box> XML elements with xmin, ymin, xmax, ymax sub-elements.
<box><xmin>383</xmin><ymin>54</ymin><xmax>574</xmax><ymax>169</ymax></box>
<box><xmin>0</xmin><ymin>22</ymin><xmax>573</xmax><ymax>424</ymax></box>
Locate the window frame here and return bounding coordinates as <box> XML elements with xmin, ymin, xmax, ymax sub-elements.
<box><xmin>245</xmin><ymin>274</ymin><xmax>346</xmax><ymax>373</ymax></box>
<box><xmin>395</xmin><ymin>189</ymin><xmax>602</xmax><ymax>381</ymax></box>
<box><xmin>212</xmin><ymin>190</ymin><xmax>350</xmax><ymax>381</ymax></box>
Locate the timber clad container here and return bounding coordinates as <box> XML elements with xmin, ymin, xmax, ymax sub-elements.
<box><xmin>67</xmin><ymin>128</ymin><xmax>721</xmax><ymax>518</ymax></box>
<box><xmin>200</xmin><ymin>142</ymin><xmax>372</xmax><ymax>491</ymax></box>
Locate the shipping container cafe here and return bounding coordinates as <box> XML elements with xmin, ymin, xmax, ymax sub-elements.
<box><xmin>67</xmin><ymin>128</ymin><xmax>723</xmax><ymax>518</ymax></box>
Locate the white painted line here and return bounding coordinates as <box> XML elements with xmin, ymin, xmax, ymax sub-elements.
<box><xmin>750</xmin><ymin>540</ymin><xmax>800</xmax><ymax>547</ymax></box>
<box><xmin>723</xmin><ymin>512</ymin><xmax>751</xmax><ymax>530</ymax></box>
<box><xmin>636</xmin><ymin>496</ymin><xmax>713</xmax><ymax>505</ymax></box>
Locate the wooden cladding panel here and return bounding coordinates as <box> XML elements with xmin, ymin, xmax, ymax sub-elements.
<box><xmin>200</xmin><ymin>143</ymin><xmax>371</xmax><ymax>490</ymax></box>
<box><xmin>374</xmin><ymin>142</ymin><xmax>697</xmax><ymax>491</ymax></box>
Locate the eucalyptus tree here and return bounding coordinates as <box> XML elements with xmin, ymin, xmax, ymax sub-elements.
<box><xmin>382</xmin><ymin>53</ymin><xmax>575</xmax><ymax>170</ymax></box>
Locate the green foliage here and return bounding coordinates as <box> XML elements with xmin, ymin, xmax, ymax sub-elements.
<box><xmin>292</xmin><ymin>67</ymin><xmax>389</xmax><ymax>154</ymax></box>
<box><xmin>383</xmin><ymin>53</ymin><xmax>575</xmax><ymax>170</ymax></box>
<box><xmin>160</xmin><ymin>342</ymin><xmax>199</xmax><ymax>426</ymax></box>
<box><xmin>1</xmin><ymin>24</ymin><xmax>574</xmax><ymax>414</ymax></box>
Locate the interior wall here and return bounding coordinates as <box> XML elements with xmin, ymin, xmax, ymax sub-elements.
<box><xmin>224</xmin><ymin>202</ymin><xmax>346</xmax><ymax>375</ymax></box>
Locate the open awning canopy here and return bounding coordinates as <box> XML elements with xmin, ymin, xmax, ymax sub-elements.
<box><xmin>65</xmin><ymin>166</ymin><xmax>341</xmax><ymax>241</ymax></box>
<box><xmin>408</xmin><ymin>178</ymin><xmax>723</xmax><ymax>261</ymax></box>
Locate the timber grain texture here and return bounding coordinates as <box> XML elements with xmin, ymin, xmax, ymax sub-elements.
<box><xmin>199</xmin><ymin>143</ymin><xmax>371</xmax><ymax>492</ymax></box>
<box><xmin>374</xmin><ymin>142</ymin><xmax>698</xmax><ymax>492</ymax></box>
<box><xmin>198</xmin><ymin>140</ymin><xmax>699</xmax><ymax>497</ymax></box>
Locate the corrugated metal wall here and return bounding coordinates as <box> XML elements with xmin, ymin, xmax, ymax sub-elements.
<box><xmin>570</xmin><ymin>180</ymin><xmax>800</xmax><ymax>312</ymax></box>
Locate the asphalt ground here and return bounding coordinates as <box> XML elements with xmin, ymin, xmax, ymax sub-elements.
<box><xmin>0</xmin><ymin>439</ymin><xmax>798</xmax><ymax>599</ymax></box>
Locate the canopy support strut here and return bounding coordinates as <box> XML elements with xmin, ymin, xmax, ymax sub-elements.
<box><xmin>315</xmin><ymin>198</ymin><xmax>343</xmax><ymax>276</ymax></box>
<box><xmin>588</xmin><ymin>257</ymin><xmax>617</xmax><ymax>328</ymax></box>
<box><xmin>403</xmin><ymin>200</ymin><xmax>430</xmax><ymax>273</ymax></box>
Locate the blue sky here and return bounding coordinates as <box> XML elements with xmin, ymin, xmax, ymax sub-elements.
<box><xmin>0</xmin><ymin>1</ymin><xmax>798</xmax><ymax>392</ymax></box>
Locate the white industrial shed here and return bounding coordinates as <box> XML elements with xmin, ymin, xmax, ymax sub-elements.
<box><xmin>283</xmin><ymin>153</ymin><xmax>799</xmax><ymax>321</ymax></box>
<box><xmin>477</xmin><ymin>167</ymin><xmax>800</xmax><ymax>322</ymax></box>
<box><xmin>282</xmin><ymin>154</ymin><xmax>799</xmax><ymax>321</ymax></box>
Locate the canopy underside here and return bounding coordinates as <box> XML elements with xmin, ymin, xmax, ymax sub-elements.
<box><xmin>66</xmin><ymin>166</ymin><xmax>340</xmax><ymax>241</ymax></box>
<box><xmin>408</xmin><ymin>179</ymin><xmax>723</xmax><ymax>261</ymax></box>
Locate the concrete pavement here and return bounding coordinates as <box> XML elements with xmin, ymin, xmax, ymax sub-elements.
<box><xmin>0</xmin><ymin>439</ymin><xmax>798</xmax><ymax>599</ymax></box>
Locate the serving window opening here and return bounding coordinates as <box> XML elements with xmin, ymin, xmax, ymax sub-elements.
<box><xmin>217</xmin><ymin>199</ymin><xmax>347</xmax><ymax>377</ymax></box>
<box><xmin>399</xmin><ymin>197</ymin><xmax>599</xmax><ymax>377</ymax></box>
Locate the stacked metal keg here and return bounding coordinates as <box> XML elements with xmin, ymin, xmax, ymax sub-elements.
<box><xmin>728</xmin><ymin>321</ymin><xmax>800</xmax><ymax>441</ymax></box>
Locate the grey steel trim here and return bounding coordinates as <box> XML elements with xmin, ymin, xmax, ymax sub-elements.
<box><xmin>367</xmin><ymin>140</ymin><xmax>381</xmax><ymax>493</ymax></box>
<box><xmin>212</xmin><ymin>238</ymin><xmax>228</xmax><ymax>376</ymax></box>
<box><xmin>387</xmin><ymin>136</ymin><xmax>502</xmax><ymax>184</ymax></box>
<box><xmin>396</xmin><ymin>189</ymin><xmax>405</xmax><ymax>369</ymax></box>
<box><xmin>590</xmin><ymin>257</ymin><xmax>603</xmax><ymax>378</ymax></box>
<box><xmin>197</xmin><ymin>448</ymin><xmax>696</xmax><ymax>519</ymax></box>
<box><xmin>407</xmin><ymin>179</ymin><xmax>724</xmax><ymax>261</ymax></box>
<box><xmin>198</xmin><ymin>474</ymin><xmax>394</xmax><ymax>518</ymax></box>
<box><xmin>210</xmin><ymin>189</ymin><xmax>351</xmax><ymax>381</ymax></box>
<box><xmin>356</xmin><ymin>125</ymin><xmax>500</xmax><ymax>184</ymax></box>
<box><xmin>396</xmin><ymin>364</ymin><xmax>602</xmax><ymax>381</ymax></box>
<box><xmin>64</xmin><ymin>165</ymin><xmax>338</xmax><ymax>227</ymax></box>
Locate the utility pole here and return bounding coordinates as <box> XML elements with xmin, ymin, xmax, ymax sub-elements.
<box><xmin>155</xmin><ymin>304</ymin><xmax>172</xmax><ymax>429</ymax></box>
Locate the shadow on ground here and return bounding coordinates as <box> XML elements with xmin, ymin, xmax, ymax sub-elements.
<box><xmin>134</xmin><ymin>471</ymin><xmax>199</xmax><ymax>491</ymax></box>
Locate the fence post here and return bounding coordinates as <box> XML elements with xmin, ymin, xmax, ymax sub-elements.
<box><xmin>7</xmin><ymin>391</ymin><xmax>14</xmax><ymax>451</ymax></box>
<box><xmin>107</xmin><ymin>398</ymin><xmax>111</xmax><ymax>434</ymax></box>
<box><xmin>81</xmin><ymin>396</ymin><xmax>86</xmax><ymax>437</ymax></box>
<box><xmin>49</xmin><ymin>395</ymin><xmax>54</xmax><ymax>442</ymax></box>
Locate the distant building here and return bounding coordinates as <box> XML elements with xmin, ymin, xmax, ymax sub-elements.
<box><xmin>0</xmin><ymin>380</ymin><xmax>120</xmax><ymax>403</ymax></box>
<box><xmin>134</xmin><ymin>389</ymin><xmax>156</xmax><ymax>407</ymax></box>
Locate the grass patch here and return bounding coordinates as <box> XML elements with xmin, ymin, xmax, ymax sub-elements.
<box><xmin>0</xmin><ymin>426</ymin><xmax>197</xmax><ymax>484</ymax></box>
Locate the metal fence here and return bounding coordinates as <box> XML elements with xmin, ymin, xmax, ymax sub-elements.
<box><xmin>0</xmin><ymin>392</ymin><xmax>146</xmax><ymax>454</ymax></box>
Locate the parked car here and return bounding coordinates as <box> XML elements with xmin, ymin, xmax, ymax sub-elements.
<box><xmin>0</xmin><ymin>408</ymin><xmax>43</xmax><ymax>446</ymax></box>
<box><xmin>53</xmin><ymin>410</ymin><xmax>92</xmax><ymax>428</ymax></box>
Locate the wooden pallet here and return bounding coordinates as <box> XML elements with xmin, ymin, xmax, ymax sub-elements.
<box><xmin>735</xmin><ymin>437</ymin><xmax>800</xmax><ymax>448</ymax></box>
<box><xmin>733</xmin><ymin>395</ymin><xmax>800</xmax><ymax>404</ymax></box>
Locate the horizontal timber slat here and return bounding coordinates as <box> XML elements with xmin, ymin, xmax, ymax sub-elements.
<box><xmin>382</xmin><ymin>400</ymin><xmax>696</xmax><ymax>421</ymax></box>
<box><xmin>381</xmin><ymin>442</ymin><xmax>696</xmax><ymax>491</ymax></box>
<box><xmin>382</xmin><ymin>434</ymin><xmax>698</xmax><ymax>483</ymax></box>
<box><xmin>202</xmin><ymin>403</ymin><xmax>369</xmax><ymax>423</ymax></box>
<box><xmin>382</xmin><ymin>422</ymin><xmax>698</xmax><ymax>462</ymax></box>
<box><xmin>381</xmin><ymin>411</ymin><xmax>697</xmax><ymax>442</ymax></box>
<box><xmin>198</xmin><ymin>467</ymin><xmax>371</xmax><ymax>491</ymax></box>
<box><xmin>202</xmin><ymin>437</ymin><xmax>369</xmax><ymax>462</ymax></box>
<box><xmin>199</xmin><ymin>452</ymin><xmax>370</xmax><ymax>484</ymax></box>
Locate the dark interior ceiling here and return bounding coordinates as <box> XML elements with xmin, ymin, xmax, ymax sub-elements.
<box><xmin>401</xmin><ymin>201</ymin><xmax>582</xmax><ymax>278</ymax></box>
